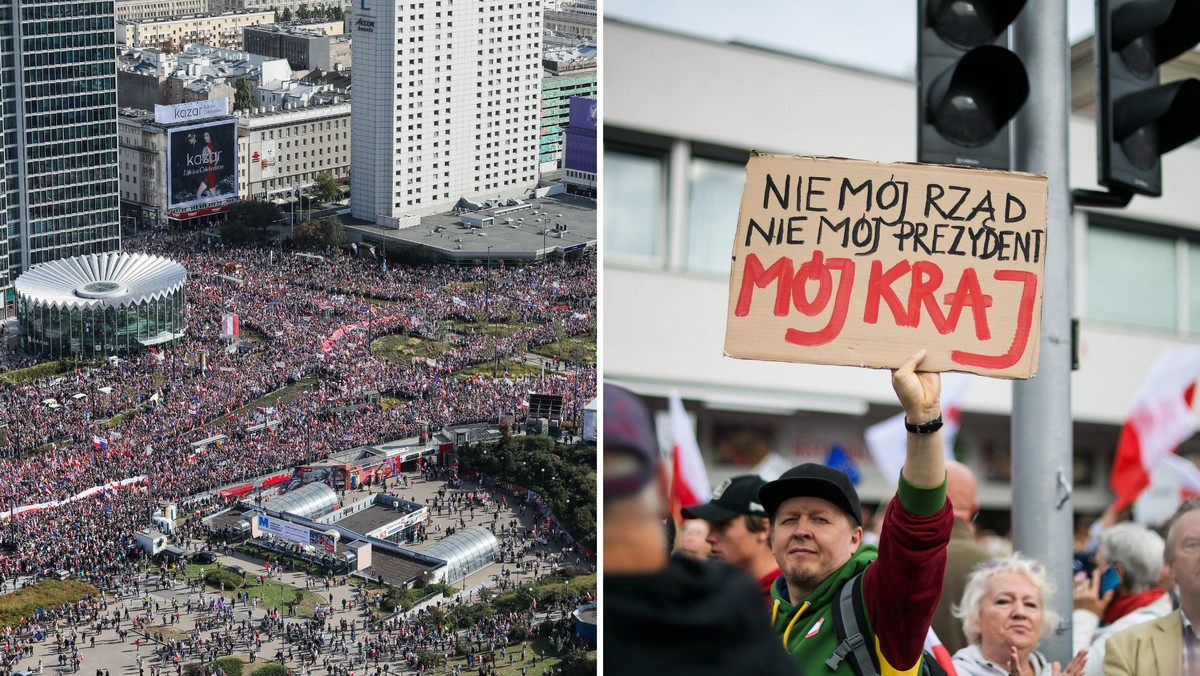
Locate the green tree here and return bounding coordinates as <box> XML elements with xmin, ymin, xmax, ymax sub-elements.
<box><xmin>281</xmin><ymin>6</ymin><xmax>292</xmax><ymax>21</ymax></box>
<box><xmin>234</xmin><ymin>77</ymin><xmax>253</xmax><ymax>112</ymax></box>
<box><xmin>557</xmin><ymin>650</ymin><xmax>595</xmax><ymax>676</ymax></box>
<box><xmin>227</xmin><ymin>200</ymin><xmax>283</xmax><ymax>238</ymax></box>
<box><xmin>329</xmin><ymin>5</ymin><xmax>344</xmax><ymax>20</ymax></box>
<box><xmin>293</xmin><ymin>216</ymin><xmax>344</xmax><ymax>250</ymax></box>
<box><xmin>221</xmin><ymin>219</ymin><xmax>256</xmax><ymax>244</ymax></box>
<box><xmin>322</xmin><ymin>216</ymin><xmax>347</xmax><ymax>248</ymax></box>
<box><xmin>311</xmin><ymin>171</ymin><xmax>341</xmax><ymax>203</ymax></box>
<box><xmin>296</xmin><ymin>3</ymin><xmax>310</xmax><ymax>19</ymax></box>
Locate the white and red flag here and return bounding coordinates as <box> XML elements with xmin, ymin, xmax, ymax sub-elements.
<box><xmin>1111</xmin><ymin>348</ymin><xmax>1200</xmax><ymax>511</ymax></box>
<box><xmin>865</xmin><ymin>374</ymin><xmax>968</xmax><ymax>485</ymax></box>
<box><xmin>924</xmin><ymin>628</ymin><xmax>958</xmax><ymax>676</ymax></box>
<box><xmin>667</xmin><ymin>390</ymin><xmax>711</xmax><ymax>524</ymax></box>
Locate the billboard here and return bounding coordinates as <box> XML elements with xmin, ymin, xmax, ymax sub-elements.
<box><xmin>569</xmin><ymin>97</ymin><xmax>596</xmax><ymax>131</ymax></box>
<box><xmin>155</xmin><ymin>98</ymin><xmax>229</xmax><ymax>125</ymax></box>
<box><xmin>167</xmin><ymin>119</ymin><xmax>239</xmax><ymax>210</ymax></box>
<box><xmin>256</xmin><ymin>514</ymin><xmax>312</xmax><ymax>545</ymax></box>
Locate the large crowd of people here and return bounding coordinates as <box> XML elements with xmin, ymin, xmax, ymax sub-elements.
<box><xmin>0</xmin><ymin>234</ymin><xmax>596</xmax><ymax>590</ymax></box>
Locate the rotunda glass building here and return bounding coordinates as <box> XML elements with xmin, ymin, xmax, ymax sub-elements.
<box><xmin>14</xmin><ymin>252</ymin><xmax>187</xmax><ymax>358</ymax></box>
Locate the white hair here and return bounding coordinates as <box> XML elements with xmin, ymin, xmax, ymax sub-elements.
<box><xmin>1099</xmin><ymin>523</ymin><xmax>1165</xmax><ymax>592</ymax></box>
<box><xmin>951</xmin><ymin>553</ymin><xmax>1060</xmax><ymax>645</ymax></box>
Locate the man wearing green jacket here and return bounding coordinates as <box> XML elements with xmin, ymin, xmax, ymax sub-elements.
<box><xmin>761</xmin><ymin>350</ymin><xmax>954</xmax><ymax>674</ymax></box>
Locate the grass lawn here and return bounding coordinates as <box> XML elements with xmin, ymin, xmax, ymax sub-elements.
<box><xmin>454</xmin><ymin>359</ymin><xmax>542</xmax><ymax>379</ymax></box>
<box><xmin>380</xmin><ymin>397</ymin><xmax>410</xmax><ymax>412</ymax></box>
<box><xmin>103</xmin><ymin>407</ymin><xmax>143</xmax><ymax>429</ymax></box>
<box><xmin>0</xmin><ymin>360</ymin><xmax>77</xmax><ymax>386</ymax></box>
<box><xmin>146</xmin><ymin>626</ymin><xmax>188</xmax><ymax>642</ymax></box>
<box><xmin>442</xmin><ymin>636</ymin><xmax>595</xmax><ymax>675</ymax></box>
<box><xmin>224</xmin><ymin>379</ymin><xmax>316</xmax><ymax>420</ymax></box>
<box><xmin>372</xmin><ymin>334</ymin><xmax>452</xmax><ymax>363</ymax></box>
<box><xmin>227</xmin><ymin>578</ymin><xmax>322</xmax><ymax>618</ymax></box>
<box><xmin>530</xmin><ymin>336</ymin><xmax>596</xmax><ymax>365</ymax></box>
<box><xmin>0</xmin><ymin>580</ymin><xmax>100</xmax><ymax>628</ymax></box>
<box><xmin>445</xmin><ymin>321</ymin><xmax>536</xmax><ymax>338</ymax></box>
<box><xmin>239</xmin><ymin>326</ymin><xmax>270</xmax><ymax>343</ymax></box>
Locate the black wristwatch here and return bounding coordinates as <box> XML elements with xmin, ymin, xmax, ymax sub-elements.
<box><xmin>904</xmin><ymin>414</ymin><xmax>944</xmax><ymax>435</ymax></box>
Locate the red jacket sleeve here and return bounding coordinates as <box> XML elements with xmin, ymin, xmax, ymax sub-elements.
<box><xmin>862</xmin><ymin>486</ymin><xmax>953</xmax><ymax>671</ymax></box>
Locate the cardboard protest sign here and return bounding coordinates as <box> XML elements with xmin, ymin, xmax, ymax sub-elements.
<box><xmin>725</xmin><ymin>154</ymin><xmax>1048</xmax><ymax>379</ymax></box>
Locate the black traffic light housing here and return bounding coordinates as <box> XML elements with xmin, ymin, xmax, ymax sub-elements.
<box><xmin>918</xmin><ymin>0</ymin><xmax>1029</xmax><ymax>169</ymax></box>
<box><xmin>1095</xmin><ymin>0</ymin><xmax>1200</xmax><ymax>198</ymax></box>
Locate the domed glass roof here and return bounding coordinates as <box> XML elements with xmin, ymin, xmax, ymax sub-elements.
<box><xmin>14</xmin><ymin>252</ymin><xmax>187</xmax><ymax>310</ymax></box>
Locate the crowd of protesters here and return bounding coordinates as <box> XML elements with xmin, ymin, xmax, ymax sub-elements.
<box><xmin>0</xmin><ymin>234</ymin><xmax>596</xmax><ymax>595</ymax></box>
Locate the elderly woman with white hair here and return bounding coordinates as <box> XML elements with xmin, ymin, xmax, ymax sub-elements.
<box><xmin>1071</xmin><ymin>522</ymin><xmax>1171</xmax><ymax>676</ymax></box>
<box><xmin>952</xmin><ymin>554</ymin><xmax>1089</xmax><ymax>676</ymax></box>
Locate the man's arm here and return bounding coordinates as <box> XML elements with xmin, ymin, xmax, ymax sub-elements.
<box><xmin>863</xmin><ymin>350</ymin><xmax>953</xmax><ymax>671</ymax></box>
<box><xmin>1101</xmin><ymin>635</ymin><xmax>1135</xmax><ymax>676</ymax></box>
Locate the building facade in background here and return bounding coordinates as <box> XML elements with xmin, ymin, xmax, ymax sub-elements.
<box><xmin>117</xmin><ymin>0</ymin><xmax>211</xmax><ymax>22</ymax></box>
<box><xmin>562</xmin><ymin>96</ymin><xmax>594</xmax><ymax>197</ymax></box>
<box><xmin>0</xmin><ymin>1</ymin><xmax>122</xmax><ymax>316</ymax></box>
<box><xmin>351</xmin><ymin>0</ymin><xmax>544</xmax><ymax>224</ymax></box>
<box><xmin>237</xmin><ymin>102</ymin><xmax>350</xmax><ymax>199</ymax></box>
<box><xmin>539</xmin><ymin>42</ymin><xmax>594</xmax><ymax>169</ymax></box>
<box><xmin>604</xmin><ymin>19</ymin><xmax>1200</xmax><ymax>527</ymax></box>
<box><xmin>243</xmin><ymin>22</ymin><xmax>350</xmax><ymax>71</ymax></box>
<box><xmin>117</xmin><ymin>10</ymin><xmax>274</xmax><ymax>50</ymax></box>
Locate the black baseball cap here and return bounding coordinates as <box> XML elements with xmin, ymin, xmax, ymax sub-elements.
<box><xmin>603</xmin><ymin>384</ymin><xmax>659</xmax><ymax>500</ymax></box>
<box><xmin>759</xmin><ymin>463</ymin><xmax>863</xmax><ymax>526</ymax></box>
<box><xmin>681</xmin><ymin>475</ymin><xmax>768</xmax><ymax>521</ymax></box>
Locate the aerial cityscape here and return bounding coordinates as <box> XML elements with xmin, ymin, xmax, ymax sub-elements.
<box><xmin>0</xmin><ymin>0</ymin><xmax>597</xmax><ymax>674</ymax></box>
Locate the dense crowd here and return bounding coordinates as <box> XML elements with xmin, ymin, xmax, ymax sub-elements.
<box><xmin>0</xmin><ymin>234</ymin><xmax>596</xmax><ymax>587</ymax></box>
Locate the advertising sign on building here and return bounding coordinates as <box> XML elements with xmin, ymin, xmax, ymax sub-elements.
<box><xmin>256</xmin><ymin>514</ymin><xmax>312</xmax><ymax>545</ymax></box>
<box><xmin>384</xmin><ymin>506</ymin><xmax>429</xmax><ymax>537</ymax></box>
<box><xmin>725</xmin><ymin>154</ymin><xmax>1049</xmax><ymax>379</ymax></box>
<box><xmin>167</xmin><ymin>119</ymin><xmax>239</xmax><ymax>210</ymax></box>
<box><xmin>155</xmin><ymin>98</ymin><xmax>230</xmax><ymax>125</ymax></box>
<box><xmin>568</xmin><ymin>97</ymin><xmax>596</xmax><ymax>132</ymax></box>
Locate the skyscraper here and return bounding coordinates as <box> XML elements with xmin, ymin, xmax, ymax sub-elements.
<box><xmin>351</xmin><ymin>0</ymin><xmax>543</xmax><ymax>223</ymax></box>
<box><xmin>0</xmin><ymin>1</ymin><xmax>121</xmax><ymax>316</ymax></box>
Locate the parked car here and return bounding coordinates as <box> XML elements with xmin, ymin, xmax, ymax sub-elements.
<box><xmin>227</xmin><ymin>565</ymin><xmax>246</xmax><ymax>577</ymax></box>
<box><xmin>191</xmin><ymin>551</ymin><xmax>218</xmax><ymax>564</ymax></box>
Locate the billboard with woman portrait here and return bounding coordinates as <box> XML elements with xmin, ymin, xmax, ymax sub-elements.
<box><xmin>167</xmin><ymin>118</ymin><xmax>239</xmax><ymax>209</ymax></box>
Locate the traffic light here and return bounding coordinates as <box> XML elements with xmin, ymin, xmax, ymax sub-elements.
<box><xmin>1096</xmin><ymin>0</ymin><xmax>1200</xmax><ymax>198</ymax></box>
<box><xmin>918</xmin><ymin>0</ymin><xmax>1029</xmax><ymax>169</ymax></box>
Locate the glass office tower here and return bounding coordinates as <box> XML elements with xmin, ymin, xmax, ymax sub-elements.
<box><xmin>0</xmin><ymin>1</ymin><xmax>121</xmax><ymax>318</ymax></box>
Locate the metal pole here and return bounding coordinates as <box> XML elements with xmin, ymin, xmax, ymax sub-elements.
<box><xmin>1011</xmin><ymin>3</ymin><xmax>1073</xmax><ymax>662</ymax></box>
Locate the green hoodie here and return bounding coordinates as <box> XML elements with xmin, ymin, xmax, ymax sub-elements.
<box><xmin>769</xmin><ymin>477</ymin><xmax>953</xmax><ymax>675</ymax></box>
<box><xmin>770</xmin><ymin>543</ymin><xmax>877</xmax><ymax>675</ymax></box>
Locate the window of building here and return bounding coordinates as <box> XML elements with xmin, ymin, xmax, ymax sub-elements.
<box><xmin>685</xmin><ymin>156</ymin><xmax>745</xmax><ymax>275</ymax></box>
<box><xmin>1086</xmin><ymin>222</ymin><xmax>1179</xmax><ymax>331</ymax></box>
<box><xmin>604</xmin><ymin>148</ymin><xmax>664</xmax><ymax>260</ymax></box>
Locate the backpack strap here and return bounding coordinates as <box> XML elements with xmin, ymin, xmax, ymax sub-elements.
<box><xmin>826</xmin><ymin>572</ymin><xmax>879</xmax><ymax>676</ymax></box>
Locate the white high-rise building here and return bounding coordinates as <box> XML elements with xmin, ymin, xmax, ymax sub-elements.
<box><xmin>351</xmin><ymin>0</ymin><xmax>543</xmax><ymax>223</ymax></box>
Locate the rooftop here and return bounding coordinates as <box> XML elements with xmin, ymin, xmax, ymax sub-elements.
<box><xmin>345</xmin><ymin>191</ymin><xmax>597</xmax><ymax>261</ymax></box>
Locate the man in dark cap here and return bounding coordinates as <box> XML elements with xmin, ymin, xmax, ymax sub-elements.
<box><xmin>763</xmin><ymin>350</ymin><xmax>953</xmax><ymax>674</ymax></box>
<box><xmin>682</xmin><ymin>474</ymin><xmax>780</xmax><ymax>603</ymax></box>
<box><xmin>604</xmin><ymin>384</ymin><xmax>799</xmax><ymax>676</ymax></box>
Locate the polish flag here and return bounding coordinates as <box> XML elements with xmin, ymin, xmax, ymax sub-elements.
<box><xmin>924</xmin><ymin>628</ymin><xmax>958</xmax><ymax>676</ymax></box>
<box><xmin>1135</xmin><ymin>454</ymin><xmax>1200</xmax><ymax>526</ymax></box>
<box><xmin>865</xmin><ymin>374</ymin><xmax>968</xmax><ymax>485</ymax></box>
<box><xmin>1111</xmin><ymin>348</ymin><xmax>1200</xmax><ymax>511</ymax></box>
<box><xmin>667</xmin><ymin>390</ymin><xmax>711</xmax><ymax>524</ymax></box>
